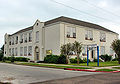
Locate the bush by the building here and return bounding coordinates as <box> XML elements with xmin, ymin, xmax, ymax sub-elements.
<box><xmin>44</xmin><ymin>55</ymin><xmax>67</xmax><ymax>64</ymax></box>
<box><xmin>1</xmin><ymin>57</ymin><xmax>30</xmax><ymax>62</ymax></box>
<box><xmin>100</xmin><ymin>54</ymin><xmax>112</xmax><ymax>62</ymax></box>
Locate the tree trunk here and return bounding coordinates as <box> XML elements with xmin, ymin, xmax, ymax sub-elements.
<box><xmin>66</xmin><ymin>55</ymin><xmax>70</xmax><ymax>64</ymax></box>
<box><xmin>118</xmin><ymin>55</ymin><xmax>120</xmax><ymax>64</ymax></box>
<box><xmin>77</xmin><ymin>54</ymin><xmax>79</xmax><ymax>64</ymax></box>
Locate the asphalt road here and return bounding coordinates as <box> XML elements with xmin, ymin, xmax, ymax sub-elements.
<box><xmin>36</xmin><ymin>72</ymin><xmax>120</xmax><ymax>84</ymax></box>
<box><xmin>0</xmin><ymin>63</ymin><xmax>99</xmax><ymax>84</ymax></box>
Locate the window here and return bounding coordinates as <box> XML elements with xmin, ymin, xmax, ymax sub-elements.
<box><xmin>15</xmin><ymin>48</ymin><xmax>17</xmax><ymax>56</ymax></box>
<box><xmin>24</xmin><ymin>46</ymin><xmax>27</xmax><ymax>56</ymax></box>
<box><xmin>16</xmin><ymin>36</ymin><xmax>18</xmax><ymax>44</ymax></box>
<box><xmin>100</xmin><ymin>46</ymin><xmax>105</xmax><ymax>55</ymax></box>
<box><xmin>29</xmin><ymin>32</ymin><xmax>32</xmax><ymax>42</ymax></box>
<box><xmin>28</xmin><ymin>46</ymin><xmax>32</xmax><ymax>56</ymax></box>
<box><xmin>82</xmin><ymin>45</ymin><xmax>87</xmax><ymax>56</ymax></box>
<box><xmin>36</xmin><ymin>31</ymin><xmax>39</xmax><ymax>42</ymax></box>
<box><xmin>24</xmin><ymin>33</ymin><xmax>27</xmax><ymax>43</ymax></box>
<box><xmin>20</xmin><ymin>34</ymin><xmax>23</xmax><ymax>43</ymax></box>
<box><xmin>110</xmin><ymin>48</ymin><xmax>114</xmax><ymax>56</ymax></box>
<box><xmin>85</xmin><ymin>30</ymin><xmax>93</xmax><ymax>40</ymax></box>
<box><xmin>20</xmin><ymin>47</ymin><xmax>23</xmax><ymax>56</ymax></box>
<box><xmin>37</xmin><ymin>23</ymin><xmax>39</xmax><ymax>26</ymax></box>
<box><xmin>9</xmin><ymin>37</ymin><xmax>11</xmax><ymax>45</ymax></box>
<box><xmin>9</xmin><ymin>48</ymin><xmax>11</xmax><ymax>56</ymax></box>
<box><xmin>12</xmin><ymin>48</ymin><xmax>14</xmax><ymax>56</ymax></box>
<box><xmin>100</xmin><ymin>32</ymin><xmax>106</xmax><ymax>42</ymax></box>
<box><xmin>12</xmin><ymin>37</ymin><xmax>14</xmax><ymax>45</ymax></box>
<box><xmin>67</xmin><ymin>27</ymin><xmax>76</xmax><ymax>38</ymax></box>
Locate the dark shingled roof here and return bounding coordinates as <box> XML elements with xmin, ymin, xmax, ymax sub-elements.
<box><xmin>11</xmin><ymin>26</ymin><xmax>33</xmax><ymax>35</ymax></box>
<box><xmin>11</xmin><ymin>16</ymin><xmax>118</xmax><ymax>35</ymax></box>
<box><xmin>45</xmin><ymin>16</ymin><xmax>118</xmax><ymax>34</ymax></box>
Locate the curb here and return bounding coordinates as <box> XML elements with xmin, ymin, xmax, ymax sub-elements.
<box><xmin>64</xmin><ymin>68</ymin><xmax>120</xmax><ymax>73</ymax></box>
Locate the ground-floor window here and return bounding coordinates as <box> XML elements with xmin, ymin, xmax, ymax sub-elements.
<box><xmin>15</xmin><ymin>48</ymin><xmax>17</xmax><ymax>56</ymax></box>
<box><xmin>20</xmin><ymin>47</ymin><xmax>23</xmax><ymax>56</ymax></box>
<box><xmin>28</xmin><ymin>46</ymin><xmax>32</xmax><ymax>56</ymax></box>
<box><xmin>9</xmin><ymin>48</ymin><xmax>11</xmax><ymax>56</ymax></box>
<box><xmin>24</xmin><ymin>46</ymin><xmax>27</xmax><ymax>56</ymax></box>
<box><xmin>100</xmin><ymin>46</ymin><xmax>105</xmax><ymax>55</ymax></box>
<box><xmin>12</xmin><ymin>48</ymin><xmax>14</xmax><ymax>56</ymax></box>
<box><xmin>82</xmin><ymin>45</ymin><xmax>87</xmax><ymax>56</ymax></box>
<box><xmin>110</xmin><ymin>48</ymin><xmax>114</xmax><ymax>56</ymax></box>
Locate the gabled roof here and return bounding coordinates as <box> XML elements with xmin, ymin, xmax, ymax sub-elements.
<box><xmin>45</xmin><ymin>16</ymin><xmax>118</xmax><ymax>34</ymax></box>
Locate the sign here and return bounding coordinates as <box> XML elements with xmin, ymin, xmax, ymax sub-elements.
<box><xmin>46</xmin><ymin>50</ymin><xmax>52</xmax><ymax>55</ymax></box>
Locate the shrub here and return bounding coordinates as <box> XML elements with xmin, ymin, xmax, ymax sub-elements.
<box><xmin>57</xmin><ymin>55</ymin><xmax>66</xmax><ymax>64</ymax></box>
<box><xmin>10</xmin><ymin>56</ymin><xmax>15</xmax><ymax>63</ymax></box>
<box><xmin>112</xmin><ymin>57</ymin><xmax>118</xmax><ymax>61</ymax></box>
<box><xmin>70</xmin><ymin>58</ymin><xmax>77</xmax><ymax>63</ymax></box>
<box><xmin>44</xmin><ymin>55</ymin><xmax>59</xmax><ymax>64</ymax></box>
<box><xmin>2</xmin><ymin>57</ymin><xmax>30</xmax><ymax>62</ymax></box>
<box><xmin>100</xmin><ymin>54</ymin><xmax>112</xmax><ymax>62</ymax></box>
<box><xmin>0</xmin><ymin>53</ymin><xmax>3</xmax><ymax>61</ymax></box>
<box><xmin>2</xmin><ymin>57</ymin><xmax>7</xmax><ymax>62</ymax></box>
<box><xmin>15</xmin><ymin>57</ymin><xmax>30</xmax><ymax>62</ymax></box>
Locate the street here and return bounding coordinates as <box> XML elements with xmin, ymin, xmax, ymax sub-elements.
<box><xmin>0</xmin><ymin>63</ymin><xmax>99</xmax><ymax>84</ymax></box>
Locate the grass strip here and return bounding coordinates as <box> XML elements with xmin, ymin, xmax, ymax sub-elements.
<box><xmin>16</xmin><ymin>62</ymin><xmax>91</xmax><ymax>69</ymax></box>
<box><xmin>96</xmin><ymin>69</ymin><xmax>116</xmax><ymax>72</ymax></box>
<box><xmin>113</xmin><ymin>67</ymin><xmax>120</xmax><ymax>69</ymax></box>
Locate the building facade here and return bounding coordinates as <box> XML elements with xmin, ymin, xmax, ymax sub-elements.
<box><xmin>4</xmin><ymin>16</ymin><xmax>119</xmax><ymax>61</ymax></box>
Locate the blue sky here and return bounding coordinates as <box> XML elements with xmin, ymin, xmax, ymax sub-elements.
<box><xmin>0</xmin><ymin>0</ymin><xmax>120</xmax><ymax>47</ymax></box>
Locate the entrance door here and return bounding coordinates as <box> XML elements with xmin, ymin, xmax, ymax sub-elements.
<box><xmin>35</xmin><ymin>46</ymin><xmax>40</xmax><ymax>61</ymax></box>
<box><xmin>36</xmin><ymin>52</ymin><xmax>39</xmax><ymax>60</ymax></box>
<box><xmin>91</xmin><ymin>50</ymin><xmax>94</xmax><ymax>59</ymax></box>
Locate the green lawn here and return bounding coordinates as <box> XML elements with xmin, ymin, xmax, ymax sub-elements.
<box><xmin>71</xmin><ymin>61</ymin><xmax>120</xmax><ymax>67</ymax></box>
<box><xmin>96</xmin><ymin>69</ymin><xmax>116</xmax><ymax>72</ymax></box>
<box><xmin>113</xmin><ymin>67</ymin><xmax>120</xmax><ymax>69</ymax></box>
<box><xmin>16</xmin><ymin>62</ymin><xmax>91</xmax><ymax>69</ymax></box>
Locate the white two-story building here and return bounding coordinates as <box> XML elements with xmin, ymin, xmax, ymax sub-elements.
<box><xmin>4</xmin><ymin>16</ymin><xmax>119</xmax><ymax>61</ymax></box>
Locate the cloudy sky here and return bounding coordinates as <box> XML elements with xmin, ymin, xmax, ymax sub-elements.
<box><xmin>0</xmin><ymin>0</ymin><xmax>120</xmax><ymax>47</ymax></box>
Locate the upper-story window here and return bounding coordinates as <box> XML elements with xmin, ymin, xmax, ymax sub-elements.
<box><xmin>100</xmin><ymin>32</ymin><xmax>106</xmax><ymax>42</ymax></box>
<box><xmin>12</xmin><ymin>37</ymin><xmax>14</xmax><ymax>45</ymax></box>
<box><xmin>20</xmin><ymin>34</ymin><xmax>23</xmax><ymax>43</ymax></box>
<box><xmin>16</xmin><ymin>36</ymin><xmax>18</xmax><ymax>44</ymax></box>
<box><xmin>24</xmin><ymin>46</ymin><xmax>27</xmax><ymax>56</ymax></box>
<box><xmin>29</xmin><ymin>32</ymin><xmax>32</xmax><ymax>42</ymax></box>
<box><xmin>36</xmin><ymin>31</ymin><xmax>39</xmax><ymax>42</ymax></box>
<box><xmin>9</xmin><ymin>37</ymin><xmax>11</xmax><ymax>45</ymax></box>
<box><xmin>24</xmin><ymin>33</ymin><xmax>27</xmax><ymax>43</ymax></box>
<box><xmin>28</xmin><ymin>46</ymin><xmax>32</xmax><ymax>56</ymax></box>
<box><xmin>67</xmin><ymin>27</ymin><xmax>76</xmax><ymax>38</ymax></box>
<box><xmin>100</xmin><ymin>46</ymin><xmax>105</xmax><ymax>55</ymax></box>
<box><xmin>85</xmin><ymin>30</ymin><xmax>93</xmax><ymax>40</ymax></box>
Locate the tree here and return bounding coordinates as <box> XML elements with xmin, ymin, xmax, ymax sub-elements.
<box><xmin>0</xmin><ymin>45</ymin><xmax>4</xmax><ymax>61</ymax></box>
<box><xmin>72</xmin><ymin>41</ymin><xmax>82</xmax><ymax>64</ymax></box>
<box><xmin>60</xmin><ymin>43</ymin><xmax>72</xmax><ymax>64</ymax></box>
<box><xmin>111</xmin><ymin>39</ymin><xmax>120</xmax><ymax>64</ymax></box>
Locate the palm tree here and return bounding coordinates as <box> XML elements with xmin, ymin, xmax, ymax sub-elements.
<box><xmin>61</xmin><ymin>43</ymin><xmax>72</xmax><ymax>64</ymax></box>
<box><xmin>111</xmin><ymin>39</ymin><xmax>120</xmax><ymax>64</ymax></box>
<box><xmin>72</xmin><ymin>41</ymin><xmax>82</xmax><ymax>64</ymax></box>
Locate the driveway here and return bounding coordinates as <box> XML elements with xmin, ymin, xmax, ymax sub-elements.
<box><xmin>0</xmin><ymin>63</ymin><xmax>100</xmax><ymax>84</ymax></box>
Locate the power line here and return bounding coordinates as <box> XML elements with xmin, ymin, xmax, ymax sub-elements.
<box><xmin>83</xmin><ymin>0</ymin><xmax>120</xmax><ymax>19</ymax></box>
<box><xmin>50</xmin><ymin>0</ymin><xmax>120</xmax><ymax>25</ymax></box>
